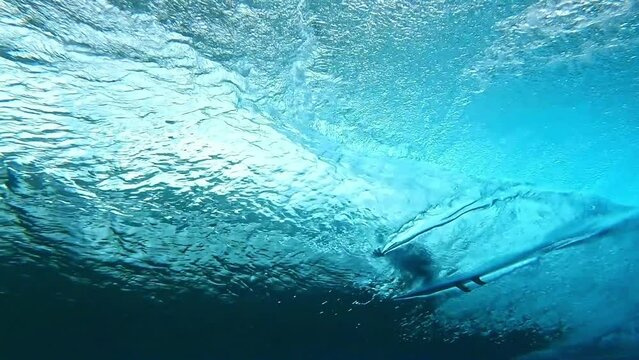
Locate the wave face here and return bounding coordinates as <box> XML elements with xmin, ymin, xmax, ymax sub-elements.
<box><xmin>1</xmin><ymin>0</ymin><xmax>638</xmax><ymax>359</ymax></box>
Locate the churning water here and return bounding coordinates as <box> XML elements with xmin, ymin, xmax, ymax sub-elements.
<box><xmin>1</xmin><ymin>0</ymin><xmax>639</xmax><ymax>359</ymax></box>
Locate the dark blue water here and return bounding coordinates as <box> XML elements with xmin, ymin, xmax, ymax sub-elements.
<box><xmin>1</xmin><ymin>0</ymin><xmax>639</xmax><ymax>359</ymax></box>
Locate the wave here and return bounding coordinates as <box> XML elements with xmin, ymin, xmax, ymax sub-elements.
<box><xmin>3</xmin><ymin>146</ymin><xmax>639</xmax><ymax>358</ymax></box>
<box><xmin>2</xmin><ymin>0</ymin><xmax>639</xmax><ymax>358</ymax></box>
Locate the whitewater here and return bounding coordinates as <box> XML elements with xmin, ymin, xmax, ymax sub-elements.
<box><xmin>1</xmin><ymin>0</ymin><xmax>639</xmax><ymax>359</ymax></box>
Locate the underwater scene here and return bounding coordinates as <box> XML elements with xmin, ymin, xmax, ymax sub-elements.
<box><xmin>1</xmin><ymin>0</ymin><xmax>639</xmax><ymax>359</ymax></box>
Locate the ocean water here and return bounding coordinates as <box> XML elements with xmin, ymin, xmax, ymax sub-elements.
<box><xmin>1</xmin><ymin>0</ymin><xmax>639</xmax><ymax>359</ymax></box>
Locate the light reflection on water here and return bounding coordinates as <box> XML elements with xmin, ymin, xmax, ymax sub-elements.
<box><xmin>1</xmin><ymin>0</ymin><xmax>639</xmax><ymax>358</ymax></box>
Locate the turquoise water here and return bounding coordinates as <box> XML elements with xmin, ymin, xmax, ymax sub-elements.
<box><xmin>1</xmin><ymin>0</ymin><xmax>639</xmax><ymax>359</ymax></box>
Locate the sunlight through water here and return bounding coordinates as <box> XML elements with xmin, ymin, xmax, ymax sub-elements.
<box><xmin>1</xmin><ymin>0</ymin><xmax>639</xmax><ymax>359</ymax></box>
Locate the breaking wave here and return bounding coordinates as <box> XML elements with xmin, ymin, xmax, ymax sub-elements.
<box><xmin>1</xmin><ymin>0</ymin><xmax>638</xmax><ymax>359</ymax></box>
